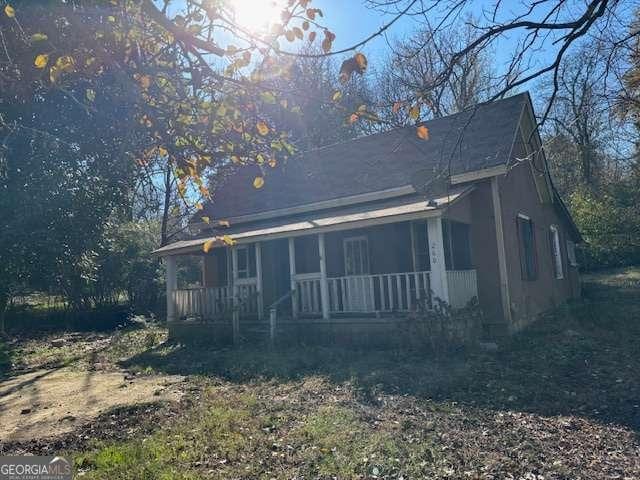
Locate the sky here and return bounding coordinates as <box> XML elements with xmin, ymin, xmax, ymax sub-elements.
<box><xmin>308</xmin><ymin>0</ymin><xmax>555</xmax><ymax>74</ymax></box>
<box><xmin>166</xmin><ymin>0</ymin><xmax>583</xmax><ymax>101</ymax></box>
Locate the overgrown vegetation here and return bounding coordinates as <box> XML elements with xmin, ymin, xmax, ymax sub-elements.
<box><xmin>2</xmin><ymin>271</ymin><xmax>632</xmax><ymax>478</ymax></box>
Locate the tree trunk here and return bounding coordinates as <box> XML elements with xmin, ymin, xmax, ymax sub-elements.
<box><xmin>0</xmin><ymin>293</ymin><xmax>8</xmax><ymax>336</ymax></box>
<box><xmin>160</xmin><ymin>165</ymin><xmax>172</xmax><ymax>247</ymax></box>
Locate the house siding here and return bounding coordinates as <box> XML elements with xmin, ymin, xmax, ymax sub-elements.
<box><xmin>466</xmin><ymin>181</ymin><xmax>504</xmax><ymax>326</ymax></box>
<box><xmin>498</xmin><ymin>159</ymin><xmax>580</xmax><ymax>332</ymax></box>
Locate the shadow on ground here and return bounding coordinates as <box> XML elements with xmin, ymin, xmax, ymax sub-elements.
<box><xmin>124</xmin><ymin>280</ymin><xmax>640</xmax><ymax>432</ymax></box>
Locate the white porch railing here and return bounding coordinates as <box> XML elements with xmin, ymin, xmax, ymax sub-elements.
<box><xmin>172</xmin><ymin>281</ymin><xmax>258</xmax><ymax>321</ymax></box>
<box><xmin>326</xmin><ymin>271</ymin><xmax>431</xmax><ymax>314</ymax></box>
<box><xmin>447</xmin><ymin>270</ymin><xmax>478</xmax><ymax>309</ymax></box>
<box><xmin>173</xmin><ymin>270</ymin><xmax>478</xmax><ymax>321</ymax></box>
<box><xmin>294</xmin><ymin>270</ymin><xmax>478</xmax><ymax>315</ymax></box>
<box><xmin>293</xmin><ymin>272</ymin><xmax>323</xmax><ymax>315</ymax></box>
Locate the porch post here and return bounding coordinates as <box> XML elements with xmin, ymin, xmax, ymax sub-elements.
<box><xmin>255</xmin><ymin>242</ymin><xmax>264</xmax><ymax>320</ymax></box>
<box><xmin>426</xmin><ymin>216</ymin><xmax>450</xmax><ymax>305</ymax></box>
<box><xmin>165</xmin><ymin>255</ymin><xmax>177</xmax><ymax>322</ymax></box>
<box><xmin>491</xmin><ymin>176</ymin><xmax>512</xmax><ymax>322</ymax></box>
<box><xmin>231</xmin><ymin>246</ymin><xmax>240</xmax><ymax>343</ymax></box>
<box><xmin>288</xmin><ymin>237</ymin><xmax>298</xmax><ymax>319</ymax></box>
<box><xmin>318</xmin><ymin>233</ymin><xmax>330</xmax><ymax>320</ymax></box>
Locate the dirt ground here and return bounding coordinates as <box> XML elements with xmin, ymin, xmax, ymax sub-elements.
<box><xmin>0</xmin><ymin>367</ymin><xmax>184</xmax><ymax>443</ymax></box>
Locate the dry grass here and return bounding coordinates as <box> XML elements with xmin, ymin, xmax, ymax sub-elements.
<box><xmin>2</xmin><ymin>270</ymin><xmax>640</xmax><ymax>479</ymax></box>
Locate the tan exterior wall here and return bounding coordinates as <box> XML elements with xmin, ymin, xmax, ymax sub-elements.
<box><xmin>498</xmin><ymin>159</ymin><xmax>580</xmax><ymax>332</ymax></box>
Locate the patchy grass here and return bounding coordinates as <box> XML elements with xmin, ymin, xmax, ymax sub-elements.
<box><xmin>581</xmin><ymin>265</ymin><xmax>640</xmax><ymax>287</ymax></box>
<box><xmin>6</xmin><ymin>324</ymin><xmax>166</xmax><ymax>374</ymax></box>
<box><xmin>3</xmin><ymin>272</ymin><xmax>640</xmax><ymax>479</ymax></box>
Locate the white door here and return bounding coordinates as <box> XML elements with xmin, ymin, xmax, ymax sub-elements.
<box><xmin>343</xmin><ymin>236</ymin><xmax>373</xmax><ymax>311</ymax></box>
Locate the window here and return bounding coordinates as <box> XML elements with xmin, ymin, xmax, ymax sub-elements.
<box><xmin>517</xmin><ymin>214</ymin><xmax>538</xmax><ymax>281</ymax></box>
<box><xmin>343</xmin><ymin>236</ymin><xmax>370</xmax><ymax>275</ymax></box>
<box><xmin>549</xmin><ymin>225</ymin><xmax>564</xmax><ymax>279</ymax></box>
<box><xmin>443</xmin><ymin>220</ymin><xmax>473</xmax><ymax>270</ymax></box>
<box><xmin>566</xmin><ymin>240</ymin><xmax>578</xmax><ymax>267</ymax></box>
<box><xmin>235</xmin><ymin>245</ymin><xmax>256</xmax><ymax>279</ymax></box>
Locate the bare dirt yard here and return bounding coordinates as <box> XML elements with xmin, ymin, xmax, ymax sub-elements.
<box><xmin>1</xmin><ymin>270</ymin><xmax>639</xmax><ymax>479</ymax></box>
<box><xmin>0</xmin><ymin>367</ymin><xmax>183</xmax><ymax>442</ymax></box>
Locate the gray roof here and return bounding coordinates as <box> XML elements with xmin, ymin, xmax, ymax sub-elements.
<box><xmin>201</xmin><ymin>92</ymin><xmax>528</xmax><ymax>221</ymax></box>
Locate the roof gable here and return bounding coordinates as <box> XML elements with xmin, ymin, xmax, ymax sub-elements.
<box><xmin>201</xmin><ymin>92</ymin><xmax>529</xmax><ymax>221</ymax></box>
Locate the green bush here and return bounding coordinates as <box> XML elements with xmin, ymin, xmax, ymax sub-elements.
<box><xmin>570</xmin><ymin>187</ymin><xmax>640</xmax><ymax>270</ymax></box>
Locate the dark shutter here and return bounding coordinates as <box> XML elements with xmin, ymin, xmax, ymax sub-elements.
<box><xmin>517</xmin><ymin>216</ymin><xmax>538</xmax><ymax>281</ymax></box>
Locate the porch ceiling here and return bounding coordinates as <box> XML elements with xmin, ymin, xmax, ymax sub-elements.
<box><xmin>153</xmin><ymin>186</ymin><xmax>473</xmax><ymax>257</ymax></box>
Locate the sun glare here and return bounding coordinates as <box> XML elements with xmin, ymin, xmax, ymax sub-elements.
<box><xmin>230</xmin><ymin>0</ymin><xmax>285</xmax><ymax>33</ymax></box>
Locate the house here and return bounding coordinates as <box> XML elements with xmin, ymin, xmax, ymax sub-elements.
<box><xmin>154</xmin><ymin>92</ymin><xmax>581</xmax><ymax>342</ymax></box>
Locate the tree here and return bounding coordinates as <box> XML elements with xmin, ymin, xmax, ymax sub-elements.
<box><xmin>541</xmin><ymin>47</ymin><xmax>626</xmax><ymax>193</ymax></box>
<box><xmin>268</xmin><ymin>47</ymin><xmax>376</xmax><ymax>149</ymax></box>
<box><xmin>376</xmin><ymin>19</ymin><xmax>495</xmax><ymax>125</ymax></box>
<box><xmin>366</xmin><ymin>0</ymin><xmax>638</xmax><ymax>127</ymax></box>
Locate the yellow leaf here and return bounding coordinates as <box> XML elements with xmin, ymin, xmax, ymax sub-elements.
<box><xmin>107</xmin><ymin>15</ymin><xmax>115</xmax><ymax>22</ymax></box>
<box><xmin>158</xmin><ymin>146</ymin><xmax>168</xmax><ymax>157</ymax></box>
<box><xmin>409</xmin><ymin>105</ymin><xmax>420</xmax><ymax>120</ymax></box>
<box><xmin>222</xmin><ymin>235</ymin><xmax>235</xmax><ymax>246</ymax></box>
<box><xmin>253</xmin><ymin>176</ymin><xmax>265</xmax><ymax>189</ymax></box>
<box><xmin>416</xmin><ymin>125</ymin><xmax>429</xmax><ymax>140</ymax></box>
<box><xmin>34</xmin><ymin>54</ymin><xmax>49</xmax><ymax>69</ymax></box>
<box><xmin>216</xmin><ymin>104</ymin><xmax>226</xmax><ymax>116</ymax></box>
<box><xmin>30</xmin><ymin>33</ymin><xmax>48</xmax><ymax>42</ymax></box>
<box><xmin>203</xmin><ymin>239</ymin><xmax>216</xmax><ymax>253</ymax></box>
<box><xmin>260</xmin><ymin>91</ymin><xmax>277</xmax><ymax>104</ymax></box>
<box><xmin>201</xmin><ymin>216</ymin><xmax>210</xmax><ymax>224</ymax></box>
<box><xmin>4</xmin><ymin>4</ymin><xmax>15</xmax><ymax>17</ymax></box>
<box><xmin>86</xmin><ymin>89</ymin><xmax>96</xmax><ymax>102</ymax></box>
<box><xmin>195</xmin><ymin>202</ymin><xmax>203</xmax><ymax>210</ymax></box>
<box><xmin>256</xmin><ymin>120</ymin><xmax>269</xmax><ymax>136</ymax></box>
<box><xmin>199</xmin><ymin>185</ymin><xmax>210</xmax><ymax>197</ymax></box>
<box><xmin>218</xmin><ymin>219</ymin><xmax>230</xmax><ymax>227</ymax></box>
<box><xmin>55</xmin><ymin>55</ymin><xmax>75</xmax><ymax>71</ymax></box>
<box><xmin>268</xmin><ymin>157</ymin><xmax>277</xmax><ymax>168</ymax></box>
<box><xmin>332</xmin><ymin>90</ymin><xmax>342</xmax><ymax>102</ymax></box>
<box><xmin>139</xmin><ymin>75</ymin><xmax>151</xmax><ymax>89</ymax></box>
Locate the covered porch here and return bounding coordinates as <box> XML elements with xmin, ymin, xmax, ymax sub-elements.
<box><xmin>160</xmin><ymin>192</ymin><xmax>479</xmax><ymax>344</ymax></box>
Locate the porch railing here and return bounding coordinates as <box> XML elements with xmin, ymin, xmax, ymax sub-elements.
<box><xmin>172</xmin><ymin>281</ymin><xmax>258</xmax><ymax>321</ymax></box>
<box><xmin>293</xmin><ymin>272</ymin><xmax>323</xmax><ymax>315</ymax></box>
<box><xmin>325</xmin><ymin>271</ymin><xmax>431</xmax><ymax>314</ymax></box>
<box><xmin>447</xmin><ymin>270</ymin><xmax>478</xmax><ymax>309</ymax></box>
<box><xmin>173</xmin><ymin>269</ymin><xmax>478</xmax><ymax>321</ymax></box>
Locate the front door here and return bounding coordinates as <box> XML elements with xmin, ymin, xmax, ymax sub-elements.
<box><xmin>343</xmin><ymin>236</ymin><xmax>373</xmax><ymax>311</ymax></box>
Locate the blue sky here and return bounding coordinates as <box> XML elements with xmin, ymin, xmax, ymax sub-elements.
<box><xmin>310</xmin><ymin>0</ymin><xmax>558</xmax><ymax>84</ymax></box>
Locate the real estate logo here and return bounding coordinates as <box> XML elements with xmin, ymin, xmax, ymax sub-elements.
<box><xmin>0</xmin><ymin>456</ymin><xmax>72</xmax><ymax>480</ymax></box>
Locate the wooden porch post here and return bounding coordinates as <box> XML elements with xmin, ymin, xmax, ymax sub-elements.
<box><xmin>426</xmin><ymin>216</ymin><xmax>450</xmax><ymax>305</ymax></box>
<box><xmin>165</xmin><ymin>255</ymin><xmax>177</xmax><ymax>322</ymax></box>
<box><xmin>318</xmin><ymin>233</ymin><xmax>330</xmax><ymax>320</ymax></box>
<box><xmin>288</xmin><ymin>237</ymin><xmax>298</xmax><ymax>319</ymax></box>
<box><xmin>231</xmin><ymin>246</ymin><xmax>240</xmax><ymax>344</ymax></box>
<box><xmin>255</xmin><ymin>242</ymin><xmax>264</xmax><ymax>320</ymax></box>
<box><xmin>491</xmin><ymin>176</ymin><xmax>512</xmax><ymax>322</ymax></box>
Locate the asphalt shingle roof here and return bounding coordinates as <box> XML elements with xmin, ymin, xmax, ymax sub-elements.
<box><xmin>202</xmin><ymin>93</ymin><xmax>528</xmax><ymax>221</ymax></box>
